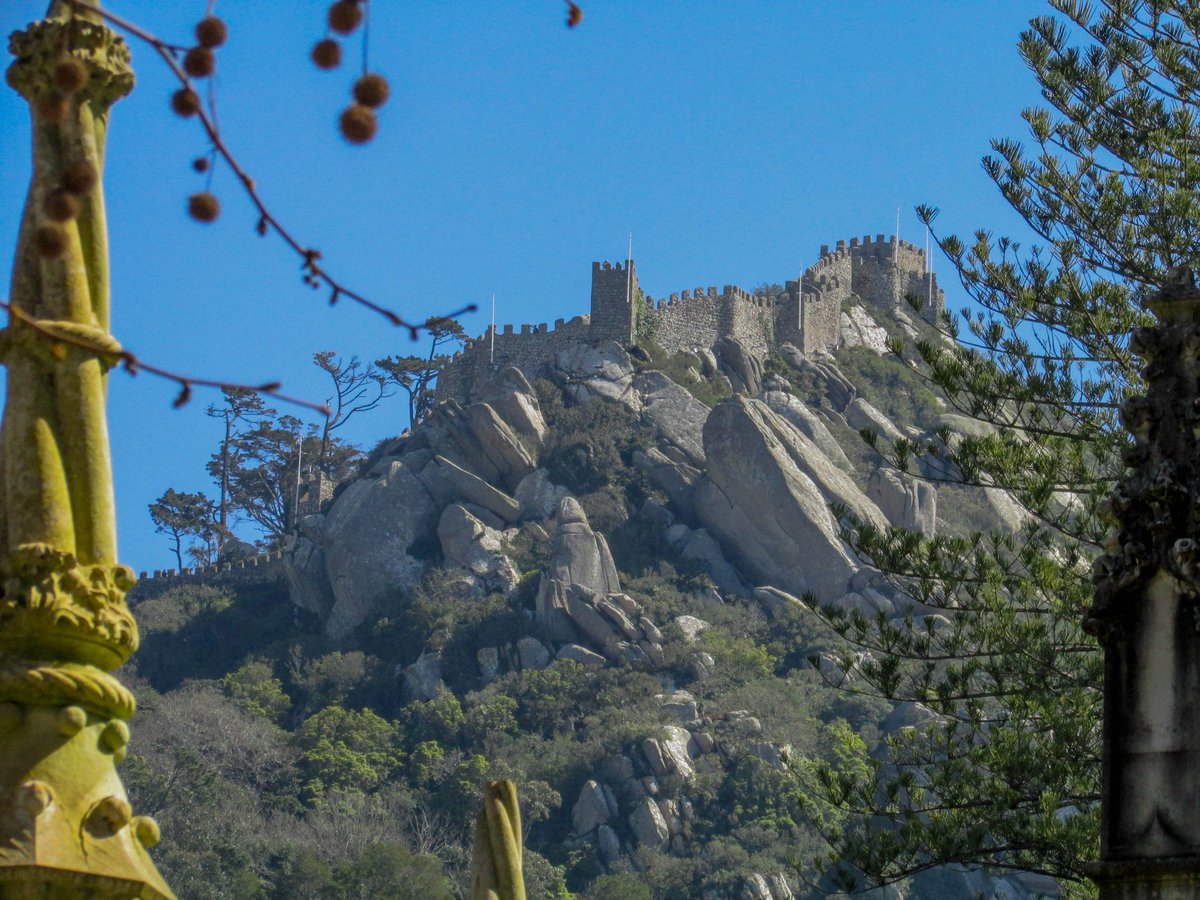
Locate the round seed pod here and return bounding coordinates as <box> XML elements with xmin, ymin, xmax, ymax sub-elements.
<box><xmin>62</xmin><ymin>161</ymin><xmax>98</xmax><ymax>196</ymax></box>
<box><xmin>183</xmin><ymin>46</ymin><xmax>215</xmax><ymax>78</ymax></box>
<box><xmin>188</xmin><ymin>192</ymin><xmax>220</xmax><ymax>223</ymax></box>
<box><xmin>311</xmin><ymin>38</ymin><xmax>341</xmax><ymax>70</ymax></box>
<box><xmin>33</xmin><ymin>225</ymin><xmax>69</xmax><ymax>258</ymax></box>
<box><xmin>171</xmin><ymin>88</ymin><xmax>201</xmax><ymax>117</ymax></box>
<box><xmin>353</xmin><ymin>73</ymin><xmax>390</xmax><ymax>108</ymax></box>
<box><xmin>195</xmin><ymin>16</ymin><xmax>228</xmax><ymax>48</ymax></box>
<box><xmin>44</xmin><ymin>189</ymin><xmax>81</xmax><ymax>222</ymax></box>
<box><xmin>339</xmin><ymin>104</ymin><xmax>377</xmax><ymax>144</ymax></box>
<box><xmin>35</xmin><ymin>93</ymin><xmax>70</xmax><ymax>122</ymax></box>
<box><xmin>192</xmin><ymin>156</ymin><xmax>210</xmax><ymax>173</ymax></box>
<box><xmin>52</xmin><ymin>55</ymin><xmax>88</xmax><ymax>94</ymax></box>
<box><xmin>328</xmin><ymin>0</ymin><xmax>363</xmax><ymax>35</ymax></box>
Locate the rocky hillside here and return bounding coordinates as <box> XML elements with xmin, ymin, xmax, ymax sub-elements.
<box><xmin>125</xmin><ymin>302</ymin><xmax>1056</xmax><ymax>899</ymax></box>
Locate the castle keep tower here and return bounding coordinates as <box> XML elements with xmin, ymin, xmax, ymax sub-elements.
<box><xmin>590</xmin><ymin>259</ymin><xmax>638</xmax><ymax>345</ymax></box>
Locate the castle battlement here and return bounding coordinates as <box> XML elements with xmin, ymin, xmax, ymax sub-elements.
<box><xmin>649</xmin><ymin>284</ymin><xmax>766</xmax><ymax>310</ymax></box>
<box><xmin>433</xmin><ymin>234</ymin><xmax>946</xmax><ymax>402</ymax></box>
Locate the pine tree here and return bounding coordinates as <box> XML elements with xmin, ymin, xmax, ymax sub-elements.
<box><xmin>813</xmin><ymin>1</ymin><xmax>1200</xmax><ymax>893</ymax></box>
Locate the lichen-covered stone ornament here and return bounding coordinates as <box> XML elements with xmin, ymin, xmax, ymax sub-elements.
<box><xmin>0</xmin><ymin>3</ymin><xmax>171</xmax><ymax>896</ymax></box>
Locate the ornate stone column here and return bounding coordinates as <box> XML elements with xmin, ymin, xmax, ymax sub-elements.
<box><xmin>0</xmin><ymin>3</ymin><xmax>172</xmax><ymax>895</ymax></box>
<box><xmin>1086</xmin><ymin>268</ymin><xmax>1200</xmax><ymax>899</ymax></box>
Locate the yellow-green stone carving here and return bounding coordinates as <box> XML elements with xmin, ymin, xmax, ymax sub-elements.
<box><xmin>0</xmin><ymin>2</ymin><xmax>172</xmax><ymax>895</ymax></box>
<box><xmin>469</xmin><ymin>780</ymin><xmax>526</xmax><ymax>900</ymax></box>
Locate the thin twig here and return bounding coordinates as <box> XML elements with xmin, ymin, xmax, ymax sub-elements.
<box><xmin>65</xmin><ymin>0</ymin><xmax>477</xmax><ymax>336</ymax></box>
<box><xmin>1</xmin><ymin>300</ymin><xmax>331</xmax><ymax>417</ymax></box>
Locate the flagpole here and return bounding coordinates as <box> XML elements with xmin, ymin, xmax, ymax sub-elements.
<box><xmin>490</xmin><ymin>292</ymin><xmax>496</xmax><ymax>365</ymax></box>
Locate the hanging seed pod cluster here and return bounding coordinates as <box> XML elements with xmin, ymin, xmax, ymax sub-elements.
<box><xmin>173</xmin><ymin>15</ymin><xmax>228</xmax><ymax>222</ymax></box>
<box><xmin>310</xmin><ymin>0</ymin><xmax>390</xmax><ymax>145</ymax></box>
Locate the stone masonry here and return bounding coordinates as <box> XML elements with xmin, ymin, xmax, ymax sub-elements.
<box><xmin>435</xmin><ymin>234</ymin><xmax>943</xmax><ymax>401</ymax></box>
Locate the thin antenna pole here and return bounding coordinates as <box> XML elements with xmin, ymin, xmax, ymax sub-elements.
<box><xmin>895</xmin><ymin>207</ymin><xmax>900</xmax><ymax>257</ymax></box>
<box><xmin>490</xmin><ymin>292</ymin><xmax>495</xmax><ymax>365</ymax></box>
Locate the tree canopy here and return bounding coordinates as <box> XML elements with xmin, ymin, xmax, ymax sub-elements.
<box><xmin>814</xmin><ymin>0</ymin><xmax>1200</xmax><ymax>893</ymax></box>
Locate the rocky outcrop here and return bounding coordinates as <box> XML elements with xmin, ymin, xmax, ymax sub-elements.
<box><xmin>287</xmin><ymin>372</ymin><xmax>549</xmax><ymax>639</ymax></box>
<box><xmin>536</xmin><ymin>497</ymin><xmax>622</xmax><ymax>638</ymax></box>
<box><xmin>762</xmin><ymin>391</ymin><xmax>853</xmax><ymax>472</ymax></box>
<box><xmin>437</xmin><ymin>504</ymin><xmax>519</xmax><ymax>593</ymax></box>
<box><xmin>715</xmin><ymin>336</ymin><xmax>764</xmax><ymax>396</ymax></box>
<box><xmin>845</xmin><ymin>397</ymin><xmax>907</xmax><ymax>445</ymax></box>
<box><xmin>514</xmin><ymin>468</ymin><xmax>568</xmax><ymax>520</ymax></box>
<box><xmin>632</xmin><ymin>447</ymin><xmax>701</xmax><ymax>521</ymax></box>
<box><xmin>315</xmin><ymin>455</ymin><xmax>441</xmax><ymax>641</ymax></box>
<box><xmin>867</xmin><ymin>468</ymin><xmax>937</xmax><ymax>536</ymax></box>
<box><xmin>840</xmin><ymin>304</ymin><xmax>890</xmax><ymax>354</ymax></box>
<box><xmin>535</xmin><ymin>498</ymin><xmax>665</xmax><ymax>666</ymax></box>
<box><xmin>633</xmin><ymin>370</ymin><xmax>708</xmax><ymax>467</ymax></box>
<box><xmin>402</xmin><ymin>651</ymin><xmax>445</xmax><ymax>701</ymax></box>
<box><xmin>555</xmin><ymin>341</ymin><xmax>636</xmax><ymax>404</ymax></box>
<box><xmin>474</xmin><ymin>367</ymin><xmax>547</xmax><ymax>452</ymax></box>
<box><xmin>780</xmin><ymin>347</ymin><xmax>856</xmax><ymax>410</ymax></box>
<box><xmin>284</xmin><ymin>516</ymin><xmax>336</xmax><ymax>618</ymax></box>
<box><xmin>664</xmin><ymin>523</ymin><xmax>747</xmax><ymax>596</ymax></box>
<box><xmin>694</xmin><ymin>397</ymin><xmax>888</xmax><ymax>601</ymax></box>
<box><xmin>572</xmin><ymin>780</ymin><xmax>617</xmax><ymax>835</ymax></box>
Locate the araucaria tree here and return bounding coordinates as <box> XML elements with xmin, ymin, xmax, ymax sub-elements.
<box><xmin>814</xmin><ymin>1</ymin><xmax>1199</xmax><ymax>893</ymax></box>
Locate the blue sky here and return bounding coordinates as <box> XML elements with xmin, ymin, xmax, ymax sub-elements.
<box><xmin>1</xmin><ymin>0</ymin><xmax>1047</xmax><ymax>571</ymax></box>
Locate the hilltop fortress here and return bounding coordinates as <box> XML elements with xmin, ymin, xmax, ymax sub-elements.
<box><xmin>436</xmin><ymin>233</ymin><xmax>944</xmax><ymax>400</ymax></box>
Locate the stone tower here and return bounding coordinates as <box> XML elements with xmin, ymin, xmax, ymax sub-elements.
<box><xmin>590</xmin><ymin>259</ymin><xmax>638</xmax><ymax>345</ymax></box>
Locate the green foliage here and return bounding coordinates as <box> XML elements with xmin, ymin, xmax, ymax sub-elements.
<box><xmin>634</xmin><ymin>337</ymin><xmax>731</xmax><ymax>407</ymax></box>
<box><xmin>377</xmin><ymin>315</ymin><xmax>466</xmax><ymax>427</ymax></box>
<box><xmin>833</xmin><ymin>345</ymin><xmax>942</xmax><ymax>429</ymax></box>
<box><xmin>462</xmin><ymin>692</ymin><xmax>521</xmax><ymax>745</ymax></box>
<box><xmin>541</xmin><ymin>396</ymin><xmax>650</xmax><ymax>495</ymax></box>
<box><xmin>222</xmin><ymin>659</ymin><xmax>291</xmax><ymax>725</ymax></box>
<box><xmin>584</xmin><ymin>873</ymin><xmax>652</xmax><ymax>900</ymax></box>
<box><xmin>294</xmin><ymin>705</ymin><xmax>404</xmax><ymax>798</ymax></box>
<box><xmin>293</xmin><ymin>650</ymin><xmax>374</xmax><ymax>715</ymax></box>
<box><xmin>694</xmin><ymin>628</ymin><xmax>777</xmax><ymax>687</ymax></box>
<box><xmin>270</xmin><ymin>842</ymin><xmax>454</xmax><ymax>900</ymax></box>
<box><xmin>804</xmin><ymin>0</ymin><xmax>1200</xmax><ymax>890</ymax></box>
<box><xmin>633</xmin><ymin>287</ymin><xmax>657</xmax><ymax>342</ymax></box>
<box><xmin>510</xmin><ymin>660</ymin><xmax>596</xmax><ymax>737</ymax></box>
<box><xmin>398</xmin><ymin>691</ymin><xmax>466</xmax><ymax>749</ymax></box>
<box><xmin>132</xmin><ymin>581</ymin><xmax>303</xmax><ymax>689</ymax></box>
<box><xmin>148</xmin><ymin>487</ymin><xmax>219</xmax><ymax>570</ymax></box>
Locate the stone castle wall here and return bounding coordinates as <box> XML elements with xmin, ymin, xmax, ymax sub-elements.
<box><xmin>590</xmin><ymin>260</ymin><xmax>637</xmax><ymax>345</ymax></box>
<box><xmin>127</xmin><ymin>549</ymin><xmax>287</xmax><ymax>603</ymax></box>
<box><xmin>646</xmin><ymin>284</ymin><xmax>773</xmax><ymax>358</ymax></box>
<box><xmin>436</xmin><ymin>316</ymin><xmax>592</xmax><ymax>402</ymax></box>
<box><xmin>433</xmin><ymin>233</ymin><xmax>945</xmax><ymax>402</ymax></box>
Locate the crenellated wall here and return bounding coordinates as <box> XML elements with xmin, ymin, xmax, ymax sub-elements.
<box><xmin>435</xmin><ymin>315</ymin><xmax>593</xmax><ymax>402</ymax></box>
<box><xmin>127</xmin><ymin>549</ymin><xmax>288</xmax><ymax>603</ymax></box>
<box><xmin>433</xmin><ymin>233</ymin><xmax>945</xmax><ymax>402</ymax></box>
<box><xmin>645</xmin><ymin>284</ymin><xmax>773</xmax><ymax>358</ymax></box>
<box><xmin>590</xmin><ymin>259</ymin><xmax>638</xmax><ymax>345</ymax></box>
